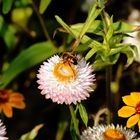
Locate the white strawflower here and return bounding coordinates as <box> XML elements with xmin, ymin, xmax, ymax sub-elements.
<box><xmin>0</xmin><ymin>120</ymin><xmax>8</xmax><ymax>140</ymax></box>
<box><xmin>123</xmin><ymin>9</ymin><xmax>140</xmax><ymax>62</ymax></box>
<box><xmin>81</xmin><ymin>124</ymin><xmax>140</xmax><ymax>140</ymax></box>
<box><xmin>37</xmin><ymin>54</ymin><xmax>95</xmax><ymax>104</ymax></box>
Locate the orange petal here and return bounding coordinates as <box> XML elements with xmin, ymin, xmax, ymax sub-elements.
<box><xmin>118</xmin><ymin>106</ymin><xmax>135</xmax><ymax>117</ymax></box>
<box><xmin>126</xmin><ymin>114</ymin><xmax>140</xmax><ymax>128</ymax></box>
<box><xmin>10</xmin><ymin>93</ymin><xmax>24</xmax><ymax>101</ymax></box>
<box><xmin>138</xmin><ymin>120</ymin><xmax>140</xmax><ymax>132</ymax></box>
<box><xmin>131</xmin><ymin>92</ymin><xmax>140</xmax><ymax>105</ymax></box>
<box><xmin>122</xmin><ymin>95</ymin><xmax>137</xmax><ymax>107</ymax></box>
<box><xmin>10</xmin><ymin>101</ymin><xmax>25</xmax><ymax>109</ymax></box>
<box><xmin>2</xmin><ymin>103</ymin><xmax>13</xmax><ymax>118</ymax></box>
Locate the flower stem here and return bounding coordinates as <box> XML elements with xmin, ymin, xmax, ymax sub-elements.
<box><xmin>98</xmin><ymin>0</ymin><xmax>113</xmax><ymax>124</ymax></box>
<box><xmin>31</xmin><ymin>0</ymin><xmax>55</xmax><ymax>47</ymax></box>
<box><xmin>69</xmin><ymin>105</ymin><xmax>81</xmax><ymax>140</ymax></box>
<box><xmin>105</xmin><ymin>65</ymin><xmax>112</xmax><ymax>124</ymax></box>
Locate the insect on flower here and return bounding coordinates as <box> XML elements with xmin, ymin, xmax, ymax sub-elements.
<box><xmin>61</xmin><ymin>52</ymin><xmax>78</xmax><ymax>65</ymax></box>
<box><xmin>37</xmin><ymin>53</ymin><xmax>96</xmax><ymax>104</ymax></box>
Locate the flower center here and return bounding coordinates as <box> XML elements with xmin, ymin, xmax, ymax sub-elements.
<box><xmin>103</xmin><ymin>128</ymin><xmax>126</xmax><ymax>140</ymax></box>
<box><xmin>136</xmin><ymin>102</ymin><xmax>140</xmax><ymax>114</ymax></box>
<box><xmin>0</xmin><ymin>90</ymin><xmax>9</xmax><ymax>103</ymax></box>
<box><xmin>53</xmin><ymin>62</ymin><xmax>77</xmax><ymax>82</ymax></box>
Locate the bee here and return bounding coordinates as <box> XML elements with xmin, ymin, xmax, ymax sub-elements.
<box><xmin>61</xmin><ymin>52</ymin><xmax>78</xmax><ymax>65</ymax></box>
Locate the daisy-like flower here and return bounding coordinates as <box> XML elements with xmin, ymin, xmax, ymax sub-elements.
<box><xmin>0</xmin><ymin>120</ymin><xmax>8</xmax><ymax>140</ymax></box>
<box><xmin>0</xmin><ymin>89</ymin><xmax>26</xmax><ymax>118</ymax></box>
<box><xmin>37</xmin><ymin>54</ymin><xmax>95</xmax><ymax>104</ymax></box>
<box><xmin>118</xmin><ymin>92</ymin><xmax>140</xmax><ymax>132</ymax></box>
<box><xmin>81</xmin><ymin>124</ymin><xmax>140</xmax><ymax>140</ymax></box>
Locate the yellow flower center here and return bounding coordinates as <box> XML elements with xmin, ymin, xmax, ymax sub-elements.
<box><xmin>103</xmin><ymin>128</ymin><xmax>126</xmax><ymax>140</ymax></box>
<box><xmin>53</xmin><ymin>62</ymin><xmax>77</xmax><ymax>82</ymax></box>
<box><xmin>136</xmin><ymin>102</ymin><xmax>140</xmax><ymax>114</ymax></box>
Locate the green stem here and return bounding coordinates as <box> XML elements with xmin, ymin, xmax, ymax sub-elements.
<box><xmin>31</xmin><ymin>0</ymin><xmax>55</xmax><ymax>47</ymax></box>
<box><xmin>98</xmin><ymin>0</ymin><xmax>113</xmax><ymax>124</ymax></box>
<box><xmin>69</xmin><ymin>105</ymin><xmax>81</xmax><ymax>140</ymax></box>
<box><xmin>105</xmin><ymin>65</ymin><xmax>112</xmax><ymax>124</ymax></box>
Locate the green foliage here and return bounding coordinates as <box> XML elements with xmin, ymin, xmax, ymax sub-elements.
<box><xmin>2</xmin><ymin>0</ymin><xmax>14</xmax><ymax>14</ymax></box>
<box><xmin>78</xmin><ymin>103</ymin><xmax>88</xmax><ymax>127</ymax></box>
<box><xmin>78</xmin><ymin>3</ymin><xmax>102</xmax><ymax>39</ymax></box>
<box><xmin>0</xmin><ymin>16</ymin><xmax>4</xmax><ymax>30</ymax></box>
<box><xmin>39</xmin><ymin>0</ymin><xmax>52</xmax><ymax>14</ymax></box>
<box><xmin>69</xmin><ymin>105</ymin><xmax>80</xmax><ymax>140</ymax></box>
<box><xmin>0</xmin><ymin>41</ymin><xmax>57</xmax><ymax>89</ymax></box>
<box><xmin>56</xmin><ymin>120</ymin><xmax>68</xmax><ymax>140</ymax></box>
<box><xmin>0</xmin><ymin>15</ymin><xmax>17</xmax><ymax>50</ymax></box>
<box><xmin>19</xmin><ymin>124</ymin><xmax>43</xmax><ymax>140</ymax></box>
<box><xmin>55</xmin><ymin>3</ymin><xmax>138</xmax><ymax>70</ymax></box>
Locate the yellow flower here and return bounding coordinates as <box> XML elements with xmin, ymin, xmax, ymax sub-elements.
<box><xmin>118</xmin><ymin>92</ymin><xmax>140</xmax><ymax>131</ymax></box>
<box><xmin>0</xmin><ymin>89</ymin><xmax>26</xmax><ymax>118</ymax></box>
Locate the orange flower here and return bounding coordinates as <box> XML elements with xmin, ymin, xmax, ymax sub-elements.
<box><xmin>0</xmin><ymin>89</ymin><xmax>25</xmax><ymax>118</ymax></box>
<box><xmin>118</xmin><ymin>92</ymin><xmax>140</xmax><ymax>131</ymax></box>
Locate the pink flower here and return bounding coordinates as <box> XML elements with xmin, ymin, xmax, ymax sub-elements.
<box><xmin>37</xmin><ymin>54</ymin><xmax>95</xmax><ymax>104</ymax></box>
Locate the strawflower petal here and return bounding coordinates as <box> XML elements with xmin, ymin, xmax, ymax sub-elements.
<box><xmin>122</xmin><ymin>95</ymin><xmax>138</xmax><ymax>107</ymax></box>
<box><xmin>0</xmin><ymin>120</ymin><xmax>8</xmax><ymax>140</ymax></box>
<box><xmin>127</xmin><ymin>114</ymin><xmax>140</xmax><ymax>128</ymax></box>
<box><xmin>118</xmin><ymin>106</ymin><xmax>136</xmax><ymax>118</ymax></box>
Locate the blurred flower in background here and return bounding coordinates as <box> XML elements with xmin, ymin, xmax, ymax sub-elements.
<box><xmin>0</xmin><ymin>120</ymin><xmax>8</xmax><ymax>140</ymax></box>
<box><xmin>123</xmin><ymin>9</ymin><xmax>140</xmax><ymax>62</ymax></box>
<box><xmin>81</xmin><ymin>124</ymin><xmax>140</xmax><ymax>140</ymax></box>
<box><xmin>37</xmin><ymin>54</ymin><xmax>95</xmax><ymax>104</ymax></box>
<box><xmin>118</xmin><ymin>92</ymin><xmax>140</xmax><ymax>131</ymax></box>
<box><xmin>0</xmin><ymin>89</ymin><xmax>25</xmax><ymax>118</ymax></box>
<box><xmin>81</xmin><ymin>0</ymin><xmax>96</xmax><ymax>12</ymax></box>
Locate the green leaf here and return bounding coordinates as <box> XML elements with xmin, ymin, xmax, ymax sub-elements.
<box><xmin>39</xmin><ymin>0</ymin><xmax>52</xmax><ymax>14</ymax></box>
<box><xmin>0</xmin><ymin>41</ymin><xmax>57</xmax><ymax>89</ymax></box>
<box><xmin>0</xmin><ymin>16</ymin><xmax>4</xmax><ymax>30</ymax></box>
<box><xmin>113</xmin><ymin>21</ymin><xmax>138</xmax><ymax>33</ymax></box>
<box><xmin>85</xmin><ymin>45</ymin><xmax>102</xmax><ymax>60</ymax></box>
<box><xmin>19</xmin><ymin>124</ymin><xmax>43</xmax><ymax>140</ymax></box>
<box><xmin>109</xmin><ymin>33</ymin><xmax>124</xmax><ymax>46</ymax></box>
<box><xmin>55</xmin><ymin>16</ymin><xmax>102</xmax><ymax>50</ymax></box>
<box><xmin>69</xmin><ymin>105</ymin><xmax>79</xmax><ymax>138</ymax></box>
<box><xmin>0</xmin><ymin>16</ymin><xmax>17</xmax><ymax>50</ymax></box>
<box><xmin>70</xmin><ymin>121</ymin><xmax>79</xmax><ymax>140</ymax></box>
<box><xmin>2</xmin><ymin>0</ymin><xmax>14</xmax><ymax>14</ymax></box>
<box><xmin>55</xmin><ymin>16</ymin><xmax>74</xmax><ymax>36</ymax></box>
<box><xmin>106</xmin><ymin>16</ymin><xmax>114</xmax><ymax>41</ymax></box>
<box><xmin>70</xmin><ymin>20</ymin><xmax>103</xmax><ymax>35</ymax></box>
<box><xmin>56</xmin><ymin>121</ymin><xmax>68</xmax><ymax>140</ymax></box>
<box><xmin>76</xmin><ymin>44</ymin><xmax>89</xmax><ymax>52</ymax></box>
<box><xmin>93</xmin><ymin>57</ymin><xmax>111</xmax><ymax>70</ymax></box>
<box><xmin>110</xmin><ymin>44</ymin><xmax>135</xmax><ymax>64</ymax></box>
<box><xmin>78</xmin><ymin>103</ymin><xmax>88</xmax><ymax>127</ymax></box>
<box><xmin>79</xmin><ymin>3</ymin><xmax>102</xmax><ymax>38</ymax></box>
<box><xmin>3</xmin><ymin>25</ymin><xmax>17</xmax><ymax>50</ymax></box>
